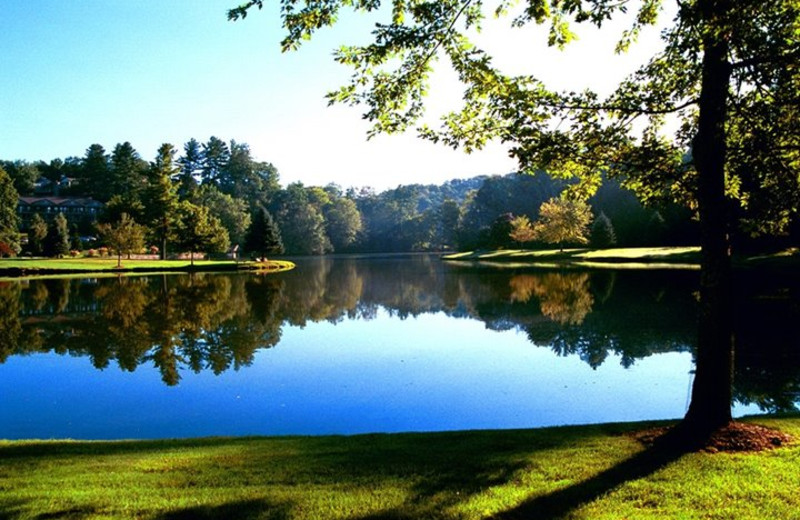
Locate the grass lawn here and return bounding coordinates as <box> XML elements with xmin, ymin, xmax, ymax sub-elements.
<box><xmin>443</xmin><ymin>246</ymin><xmax>800</xmax><ymax>270</ymax></box>
<box><xmin>1</xmin><ymin>416</ymin><xmax>798</xmax><ymax>519</ymax></box>
<box><xmin>0</xmin><ymin>257</ymin><xmax>295</xmax><ymax>277</ymax></box>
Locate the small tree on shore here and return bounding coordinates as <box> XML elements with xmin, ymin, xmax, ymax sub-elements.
<box><xmin>44</xmin><ymin>213</ymin><xmax>70</xmax><ymax>258</ymax></box>
<box><xmin>27</xmin><ymin>214</ymin><xmax>48</xmax><ymax>256</ymax></box>
<box><xmin>591</xmin><ymin>212</ymin><xmax>617</xmax><ymax>249</ymax></box>
<box><xmin>534</xmin><ymin>198</ymin><xmax>592</xmax><ymax>252</ymax></box>
<box><xmin>245</xmin><ymin>206</ymin><xmax>284</xmax><ymax>260</ymax></box>
<box><xmin>509</xmin><ymin>215</ymin><xmax>536</xmax><ymax>247</ymax></box>
<box><xmin>97</xmin><ymin>213</ymin><xmax>146</xmax><ymax>267</ymax></box>
<box><xmin>176</xmin><ymin>201</ymin><xmax>230</xmax><ymax>266</ymax></box>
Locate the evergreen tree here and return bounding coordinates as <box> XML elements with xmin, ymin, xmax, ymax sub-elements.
<box><xmin>109</xmin><ymin>142</ymin><xmax>147</xmax><ymax>201</ymax></box>
<box><xmin>81</xmin><ymin>144</ymin><xmax>110</xmax><ymax>201</ymax></box>
<box><xmin>144</xmin><ymin>143</ymin><xmax>181</xmax><ymax>259</ymax></box>
<box><xmin>200</xmin><ymin>136</ymin><xmax>230</xmax><ymax>187</ymax></box>
<box><xmin>27</xmin><ymin>213</ymin><xmax>48</xmax><ymax>256</ymax></box>
<box><xmin>44</xmin><ymin>213</ymin><xmax>70</xmax><ymax>258</ymax></box>
<box><xmin>591</xmin><ymin>212</ymin><xmax>617</xmax><ymax>249</ymax></box>
<box><xmin>0</xmin><ymin>165</ymin><xmax>20</xmax><ymax>255</ymax></box>
<box><xmin>178</xmin><ymin>138</ymin><xmax>202</xmax><ymax>198</ymax></box>
<box><xmin>245</xmin><ymin>206</ymin><xmax>284</xmax><ymax>259</ymax></box>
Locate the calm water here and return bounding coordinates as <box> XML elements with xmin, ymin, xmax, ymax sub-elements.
<box><xmin>1</xmin><ymin>255</ymin><xmax>798</xmax><ymax>439</ymax></box>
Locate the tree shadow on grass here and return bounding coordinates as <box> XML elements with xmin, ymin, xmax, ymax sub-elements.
<box><xmin>153</xmin><ymin>498</ymin><xmax>291</xmax><ymax>520</ymax></box>
<box><xmin>488</xmin><ymin>433</ymin><xmax>691</xmax><ymax>520</ymax></box>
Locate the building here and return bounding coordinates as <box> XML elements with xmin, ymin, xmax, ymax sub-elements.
<box><xmin>17</xmin><ymin>196</ymin><xmax>104</xmax><ymax>231</ymax></box>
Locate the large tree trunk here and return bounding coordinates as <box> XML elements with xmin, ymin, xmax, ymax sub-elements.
<box><xmin>680</xmin><ymin>0</ymin><xmax>734</xmax><ymax>438</ymax></box>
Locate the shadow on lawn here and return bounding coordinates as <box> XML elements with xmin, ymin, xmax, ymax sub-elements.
<box><xmin>488</xmin><ymin>437</ymin><xmax>689</xmax><ymax>520</ymax></box>
<box><xmin>154</xmin><ymin>498</ymin><xmax>292</xmax><ymax>520</ymax></box>
<box><xmin>0</xmin><ymin>426</ymin><xmax>688</xmax><ymax>520</ymax></box>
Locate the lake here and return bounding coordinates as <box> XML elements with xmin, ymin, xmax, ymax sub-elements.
<box><xmin>1</xmin><ymin>254</ymin><xmax>798</xmax><ymax>439</ymax></box>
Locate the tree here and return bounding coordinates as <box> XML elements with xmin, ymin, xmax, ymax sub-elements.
<box><xmin>324</xmin><ymin>196</ymin><xmax>363</xmax><ymax>252</ymax></box>
<box><xmin>96</xmin><ymin>213</ymin><xmax>146</xmax><ymax>267</ymax></box>
<box><xmin>176</xmin><ymin>201</ymin><xmax>231</xmax><ymax>265</ymax></box>
<box><xmin>534</xmin><ymin>198</ymin><xmax>592</xmax><ymax>251</ymax></box>
<box><xmin>80</xmin><ymin>144</ymin><xmax>110</xmax><ymax>201</ymax></box>
<box><xmin>193</xmin><ymin>184</ymin><xmax>251</xmax><ymax>246</ymax></box>
<box><xmin>27</xmin><ymin>213</ymin><xmax>48</xmax><ymax>256</ymax></box>
<box><xmin>43</xmin><ymin>213</ymin><xmax>70</xmax><ymax>258</ymax></box>
<box><xmin>109</xmin><ymin>142</ymin><xmax>147</xmax><ymax>202</ymax></box>
<box><xmin>271</xmin><ymin>183</ymin><xmax>331</xmax><ymax>255</ymax></box>
<box><xmin>245</xmin><ymin>206</ymin><xmax>284</xmax><ymax>259</ymax></box>
<box><xmin>230</xmin><ymin>0</ymin><xmax>800</xmax><ymax>439</ymax></box>
<box><xmin>1</xmin><ymin>160</ymin><xmax>40</xmax><ymax>196</ymax></box>
<box><xmin>591</xmin><ymin>212</ymin><xmax>617</xmax><ymax>249</ymax></box>
<box><xmin>178</xmin><ymin>138</ymin><xmax>203</xmax><ymax>198</ymax></box>
<box><xmin>0</xmin><ymin>165</ymin><xmax>21</xmax><ymax>255</ymax></box>
<box><xmin>144</xmin><ymin>143</ymin><xmax>181</xmax><ymax>259</ymax></box>
<box><xmin>200</xmin><ymin>136</ymin><xmax>231</xmax><ymax>187</ymax></box>
<box><xmin>509</xmin><ymin>215</ymin><xmax>537</xmax><ymax>246</ymax></box>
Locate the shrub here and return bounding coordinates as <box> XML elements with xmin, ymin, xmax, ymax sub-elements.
<box><xmin>69</xmin><ymin>250</ymin><xmax>80</xmax><ymax>257</ymax></box>
<box><xmin>87</xmin><ymin>249</ymin><xmax>98</xmax><ymax>258</ymax></box>
<box><xmin>98</xmin><ymin>247</ymin><xmax>109</xmax><ymax>257</ymax></box>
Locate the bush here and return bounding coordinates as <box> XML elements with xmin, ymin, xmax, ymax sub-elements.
<box><xmin>87</xmin><ymin>249</ymin><xmax>98</xmax><ymax>258</ymax></box>
<box><xmin>69</xmin><ymin>250</ymin><xmax>80</xmax><ymax>257</ymax></box>
<box><xmin>98</xmin><ymin>247</ymin><xmax>109</xmax><ymax>257</ymax></box>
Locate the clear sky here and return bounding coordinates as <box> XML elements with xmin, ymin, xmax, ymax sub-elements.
<box><xmin>0</xmin><ymin>1</ymin><xmax>667</xmax><ymax>191</ymax></box>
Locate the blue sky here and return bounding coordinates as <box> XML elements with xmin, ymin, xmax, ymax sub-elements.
<box><xmin>0</xmin><ymin>1</ymin><xmax>666</xmax><ymax>190</ymax></box>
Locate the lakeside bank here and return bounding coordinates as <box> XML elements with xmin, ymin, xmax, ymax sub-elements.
<box><xmin>1</xmin><ymin>415</ymin><xmax>798</xmax><ymax>519</ymax></box>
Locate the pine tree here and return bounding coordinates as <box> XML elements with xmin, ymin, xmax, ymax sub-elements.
<box><xmin>591</xmin><ymin>212</ymin><xmax>617</xmax><ymax>249</ymax></box>
<box><xmin>246</xmin><ymin>206</ymin><xmax>284</xmax><ymax>260</ymax></box>
<box><xmin>27</xmin><ymin>213</ymin><xmax>48</xmax><ymax>256</ymax></box>
<box><xmin>44</xmin><ymin>213</ymin><xmax>70</xmax><ymax>258</ymax></box>
<box><xmin>0</xmin><ymin>165</ymin><xmax>20</xmax><ymax>255</ymax></box>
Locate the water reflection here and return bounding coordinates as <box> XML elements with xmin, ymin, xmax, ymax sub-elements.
<box><xmin>1</xmin><ymin>255</ymin><xmax>799</xmax><ymax>414</ymax></box>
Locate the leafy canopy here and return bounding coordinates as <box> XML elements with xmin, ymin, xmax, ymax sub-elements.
<box><xmin>230</xmin><ymin>0</ymin><xmax>800</xmax><ymax>236</ymax></box>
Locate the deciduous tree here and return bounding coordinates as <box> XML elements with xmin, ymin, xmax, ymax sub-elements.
<box><xmin>230</xmin><ymin>0</ymin><xmax>800</xmax><ymax>438</ymax></box>
<box><xmin>96</xmin><ymin>213</ymin><xmax>146</xmax><ymax>267</ymax></box>
<box><xmin>509</xmin><ymin>215</ymin><xmax>536</xmax><ymax>246</ymax></box>
<box><xmin>176</xmin><ymin>201</ymin><xmax>231</xmax><ymax>265</ymax></box>
<box><xmin>534</xmin><ymin>198</ymin><xmax>592</xmax><ymax>251</ymax></box>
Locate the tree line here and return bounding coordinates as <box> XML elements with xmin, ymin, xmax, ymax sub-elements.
<box><xmin>1</xmin><ymin>137</ymin><xmax>716</xmax><ymax>258</ymax></box>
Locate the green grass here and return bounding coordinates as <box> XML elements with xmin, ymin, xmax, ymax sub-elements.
<box><xmin>0</xmin><ymin>257</ymin><xmax>295</xmax><ymax>277</ymax></box>
<box><xmin>443</xmin><ymin>247</ymin><xmax>703</xmax><ymax>270</ymax></box>
<box><xmin>2</xmin><ymin>416</ymin><xmax>799</xmax><ymax>519</ymax></box>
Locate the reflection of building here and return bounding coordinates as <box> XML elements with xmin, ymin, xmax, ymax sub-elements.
<box><xmin>17</xmin><ymin>196</ymin><xmax>104</xmax><ymax>230</ymax></box>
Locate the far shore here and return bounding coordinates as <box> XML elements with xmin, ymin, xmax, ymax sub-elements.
<box><xmin>442</xmin><ymin>246</ymin><xmax>800</xmax><ymax>270</ymax></box>
<box><xmin>0</xmin><ymin>257</ymin><xmax>295</xmax><ymax>279</ymax></box>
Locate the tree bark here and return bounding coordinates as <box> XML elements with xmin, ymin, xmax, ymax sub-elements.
<box><xmin>680</xmin><ymin>0</ymin><xmax>734</xmax><ymax>437</ymax></box>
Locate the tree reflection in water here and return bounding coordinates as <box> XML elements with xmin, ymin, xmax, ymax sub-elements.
<box><xmin>1</xmin><ymin>256</ymin><xmax>799</xmax><ymax>412</ymax></box>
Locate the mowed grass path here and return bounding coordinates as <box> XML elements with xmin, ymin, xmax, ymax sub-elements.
<box><xmin>2</xmin><ymin>416</ymin><xmax>799</xmax><ymax>519</ymax></box>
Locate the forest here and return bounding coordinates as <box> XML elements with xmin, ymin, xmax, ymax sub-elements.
<box><xmin>0</xmin><ymin>136</ymin><xmax>787</xmax><ymax>257</ymax></box>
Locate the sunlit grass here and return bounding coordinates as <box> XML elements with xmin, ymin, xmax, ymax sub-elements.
<box><xmin>443</xmin><ymin>247</ymin><xmax>702</xmax><ymax>269</ymax></box>
<box><xmin>1</xmin><ymin>416</ymin><xmax>798</xmax><ymax>519</ymax></box>
<box><xmin>0</xmin><ymin>258</ymin><xmax>295</xmax><ymax>277</ymax></box>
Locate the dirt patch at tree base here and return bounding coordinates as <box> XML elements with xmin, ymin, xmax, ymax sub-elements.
<box><xmin>632</xmin><ymin>421</ymin><xmax>794</xmax><ymax>453</ymax></box>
